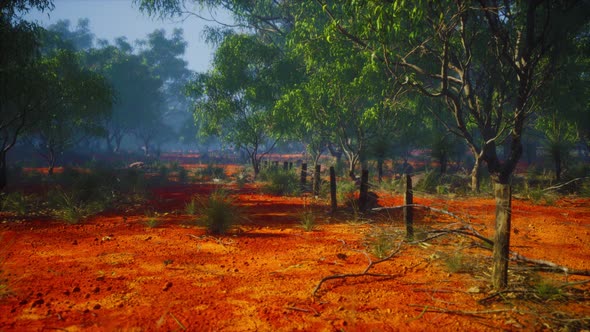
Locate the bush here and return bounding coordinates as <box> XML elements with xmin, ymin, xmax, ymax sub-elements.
<box><xmin>0</xmin><ymin>192</ymin><xmax>39</xmax><ymax>216</ymax></box>
<box><xmin>49</xmin><ymin>171</ymin><xmax>114</xmax><ymax>223</ymax></box>
<box><xmin>299</xmin><ymin>209</ymin><xmax>316</xmax><ymax>231</ymax></box>
<box><xmin>336</xmin><ymin>180</ymin><xmax>357</xmax><ymax>207</ymax></box>
<box><xmin>261</xmin><ymin>169</ymin><xmax>301</xmax><ymax>196</ymax></box>
<box><xmin>197</xmin><ymin>164</ymin><xmax>226</xmax><ymax>180</ymax></box>
<box><xmin>195</xmin><ymin>190</ymin><xmax>242</xmax><ymax>235</ymax></box>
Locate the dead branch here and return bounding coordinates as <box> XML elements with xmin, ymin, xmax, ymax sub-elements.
<box><xmin>375</xmin><ymin>204</ymin><xmax>589</xmax><ymax>278</ymax></box>
<box><xmin>542</xmin><ymin>177</ymin><xmax>588</xmax><ymax>192</ymax></box>
<box><xmin>312</xmin><ymin>242</ymin><xmax>403</xmax><ymax>297</ymax></box>
<box><xmin>408</xmin><ymin>304</ymin><xmax>514</xmax><ymax>317</ymax></box>
<box><xmin>511</xmin><ymin>251</ymin><xmax>590</xmax><ymax>277</ymax></box>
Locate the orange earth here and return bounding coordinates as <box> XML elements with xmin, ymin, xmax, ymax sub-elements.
<box><xmin>0</xmin><ymin>167</ymin><xmax>589</xmax><ymax>331</ymax></box>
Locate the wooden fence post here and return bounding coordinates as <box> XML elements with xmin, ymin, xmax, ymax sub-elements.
<box><xmin>283</xmin><ymin>161</ymin><xmax>289</xmax><ymax>171</ymax></box>
<box><xmin>403</xmin><ymin>174</ymin><xmax>413</xmax><ymax>239</ymax></box>
<box><xmin>359</xmin><ymin>169</ymin><xmax>369</xmax><ymax>212</ymax></box>
<box><xmin>330</xmin><ymin>166</ymin><xmax>337</xmax><ymax>212</ymax></box>
<box><xmin>300</xmin><ymin>163</ymin><xmax>307</xmax><ymax>188</ymax></box>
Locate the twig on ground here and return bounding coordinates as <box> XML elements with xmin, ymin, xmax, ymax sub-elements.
<box><xmin>312</xmin><ymin>242</ymin><xmax>403</xmax><ymax>296</ymax></box>
<box><xmin>169</xmin><ymin>312</ymin><xmax>186</xmax><ymax>330</ymax></box>
<box><xmin>408</xmin><ymin>304</ymin><xmax>514</xmax><ymax>317</ymax></box>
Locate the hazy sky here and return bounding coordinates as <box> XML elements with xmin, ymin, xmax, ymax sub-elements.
<box><xmin>25</xmin><ymin>0</ymin><xmax>233</xmax><ymax>72</ymax></box>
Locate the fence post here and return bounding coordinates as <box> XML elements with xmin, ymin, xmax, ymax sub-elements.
<box><xmin>403</xmin><ymin>174</ymin><xmax>413</xmax><ymax>239</ymax></box>
<box><xmin>300</xmin><ymin>163</ymin><xmax>307</xmax><ymax>188</ymax></box>
<box><xmin>283</xmin><ymin>161</ymin><xmax>289</xmax><ymax>171</ymax></box>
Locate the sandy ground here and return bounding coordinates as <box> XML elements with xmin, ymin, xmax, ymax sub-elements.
<box><xmin>0</xmin><ymin>177</ymin><xmax>589</xmax><ymax>331</ymax></box>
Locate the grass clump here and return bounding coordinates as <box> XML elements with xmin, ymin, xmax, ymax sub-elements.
<box><xmin>299</xmin><ymin>209</ymin><xmax>317</xmax><ymax>232</ymax></box>
<box><xmin>185</xmin><ymin>197</ymin><xmax>198</xmax><ymax>215</ymax></box>
<box><xmin>261</xmin><ymin>169</ymin><xmax>300</xmax><ymax>196</ymax></box>
<box><xmin>0</xmin><ymin>192</ymin><xmax>39</xmax><ymax>216</ymax></box>
<box><xmin>144</xmin><ymin>210</ymin><xmax>165</xmax><ymax>228</ymax></box>
<box><xmin>49</xmin><ymin>170</ymin><xmax>113</xmax><ymax>224</ymax></box>
<box><xmin>197</xmin><ymin>164</ymin><xmax>226</xmax><ymax>181</ymax></box>
<box><xmin>366</xmin><ymin>228</ymin><xmax>395</xmax><ymax>259</ymax></box>
<box><xmin>195</xmin><ymin>190</ymin><xmax>242</xmax><ymax>235</ymax></box>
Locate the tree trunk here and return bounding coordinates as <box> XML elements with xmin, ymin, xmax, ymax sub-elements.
<box><xmin>492</xmin><ymin>182</ymin><xmax>511</xmax><ymax>290</ymax></box>
<box><xmin>47</xmin><ymin>149</ymin><xmax>56</xmax><ymax>176</ymax></box>
<box><xmin>330</xmin><ymin>166</ymin><xmax>337</xmax><ymax>212</ymax></box>
<box><xmin>313</xmin><ymin>164</ymin><xmax>321</xmax><ymax>197</ymax></box>
<box><xmin>554</xmin><ymin>150</ymin><xmax>562</xmax><ymax>181</ymax></box>
<box><xmin>377</xmin><ymin>159</ymin><xmax>384</xmax><ymax>183</ymax></box>
<box><xmin>358</xmin><ymin>169</ymin><xmax>369</xmax><ymax>212</ymax></box>
<box><xmin>252</xmin><ymin>155</ymin><xmax>260</xmax><ymax>179</ymax></box>
<box><xmin>439</xmin><ymin>153</ymin><xmax>447</xmax><ymax>175</ymax></box>
<box><xmin>0</xmin><ymin>151</ymin><xmax>7</xmax><ymax>190</ymax></box>
<box><xmin>471</xmin><ymin>158</ymin><xmax>482</xmax><ymax>193</ymax></box>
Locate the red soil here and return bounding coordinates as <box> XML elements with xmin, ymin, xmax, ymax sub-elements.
<box><xmin>0</xmin><ymin>174</ymin><xmax>589</xmax><ymax>331</ymax></box>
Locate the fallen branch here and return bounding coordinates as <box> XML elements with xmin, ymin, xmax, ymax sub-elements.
<box><xmin>542</xmin><ymin>177</ymin><xmax>588</xmax><ymax>192</ymax></box>
<box><xmin>408</xmin><ymin>304</ymin><xmax>514</xmax><ymax>317</ymax></box>
<box><xmin>312</xmin><ymin>242</ymin><xmax>403</xmax><ymax>296</ymax></box>
<box><xmin>511</xmin><ymin>251</ymin><xmax>590</xmax><ymax>277</ymax></box>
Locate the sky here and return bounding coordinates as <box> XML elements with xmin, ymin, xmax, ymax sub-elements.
<box><xmin>24</xmin><ymin>0</ymin><xmax>233</xmax><ymax>72</ymax></box>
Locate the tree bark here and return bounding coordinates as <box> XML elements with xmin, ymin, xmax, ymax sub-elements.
<box><xmin>492</xmin><ymin>182</ymin><xmax>511</xmax><ymax>290</ymax></box>
<box><xmin>330</xmin><ymin>166</ymin><xmax>337</xmax><ymax>212</ymax></box>
<box><xmin>358</xmin><ymin>169</ymin><xmax>369</xmax><ymax>212</ymax></box>
<box><xmin>471</xmin><ymin>158</ymin><xmax>482</xmax><ymax>193</ymax></box>
<box><xmin>313</xmin><ymin>164</ymin><xmax>321</xmax><ymax>196</ymax></box>
<box><xmin>554</xmin><ymin>150</ymin><xmax>562</xmax><ymax>181</ymax></box>
<box><xmin>403</xmin><ymin>174</ymin><xmax>414</xmax><ymax>240</ymax></box>
<box><xmin>377</xmin><ymin>159</ymin><xmax>384</xmax><ymax>183</ymax></box>
<box><xmin>0</xmin><ymin>151</ymin><xmax>7</xmax><ymax>190</ymax></box>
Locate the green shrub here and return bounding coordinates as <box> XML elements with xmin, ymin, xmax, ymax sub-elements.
<box><xmin>299</xmin><ymin>209</ymin><xmax>316</xmax><ymax>231</ymax></box>
<box><xmin>144</xmin><ymin>210</ymin><xmax>163</xmax><ymax>228</ymax></box>
<box><xmin>195</xmin><ymin>190</ymin><xmax>242</xmax><ymax>235</ymax></box>
<box><xmin>261</xmin><ymin>169</ymin><xmax>301</xmax><ymax>196</ymax></box>
<box><xmin>198</xmin><ymin>164</ymin><xmax>226</xmax><ymax>180</ymax></box>
<box><xmin>50</xmin><ymin>189</ymin><xmax>108</xmax><ymax>224</ymax></box>
<box><xmin>369</xmin><ymin>232</ymin><xmax>394</xmax><ymax>259</ymax></box>
<box><xmin>0</xmin><ymin>192</ymin><xmax>39</xmax><ymax>216</ymax></box>
<box><xmin>49</xmin><ymin>171</ymin><xmax>114</xmax><ymax>223</ymax></box>
<box><xmin>185</xmin><ymin>197</ymin><xmax>198</xmax><ymax>215</ymax></box>
<box><xmin>336</xmin><ymin>180</ymin><xmax>357</xmax><ymax>207</ymax></box>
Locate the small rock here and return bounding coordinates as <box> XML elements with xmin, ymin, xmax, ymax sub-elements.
<box><xmin>467</xmin><ymin>286</ymin><xmax>480</xmax><ymax>293</ymax></box>
<box><xmin>163</xmin><ymin>282</ymin><xmax>173</xmax><ymax>291</ymax></box>
<box><xmin>93</xmin><ymin>304</ymin><xmax>101</xmax><ymax>310</ymax></box>
<box><xmin>72</xmin><ymin>240</ymin><xmax>78</xmax><ymax>245</ymax></box>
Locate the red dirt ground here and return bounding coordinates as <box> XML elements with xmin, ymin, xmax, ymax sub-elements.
<box><xmin>0</xmin><ymin>172</ymin><xmax>589</xmax><ymax>331</ymax></box>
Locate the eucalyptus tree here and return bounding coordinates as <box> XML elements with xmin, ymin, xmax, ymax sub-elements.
<box><xmin>85</xmin><ymin>39</ymin><xmax>164</xmax><ymax>154</ymax></box>
<box><xmin>137</xmin><ymin>28</ymin><xmax>193</xmax><ymax>138</ymax></box>
<box><xmin>1</xmin><ymin>0</ymin><xmax>54</xmax><ymax>189</ymax></box>
<box><xmin>25</xmin><ymin>50</ymin><xmax>112</xmax><ymax>174</ymax></box>
<box><xmin>313</xmin><ymin>0</ymin><xmax>590</xmax><ymax>289</ymax></box>
<box><xmin>187</xmin><ymin>33</ymin><xmax>296</xmax><ymax>177</ymax></box>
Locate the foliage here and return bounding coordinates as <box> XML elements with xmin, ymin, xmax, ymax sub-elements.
<box><xmin>336</xmin><ymin>180</ymin><xmax>357</xmax><ymax>207</ymax></box>
<box><xmin>49</xmin><ymin>169</ymin><xmax>114</xmax><ymax>223</ymax></box>
<box><xmin>196</xmin><ymin>164</ymin><xmax>226</xmax><ymax>180</ymax></box>
<box><xmin>0</xmin><ymin>192</ymin><xmax>39</xmax><ymax>216</ymax></box>
<box><xmin>144</xmin><ymin>210</ymin><xmax>164</xmax><ymax>228</ymax></box>
<box><xmin>261</xmin><ymin>169</ymin><xmax>300</xmax><ymax>196</ymax></box>
<box><xmin>366</xmin><ymin>228</ymin><xmax>394</xmax><ymax>259</ymax></box>
<box><xmin>299</xmin><ymin>209</ymin><xmax>316</xmax><ymax>232</ymax></box>
<box><xmin>195</xmin><ymin>190</ymin><xmax>242</xmax><ymax>235</ymax></box>
<box><xmin>184</xmin><ymin>197</ymin><xmax>198</xmax><ymax>215</ymax></box>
